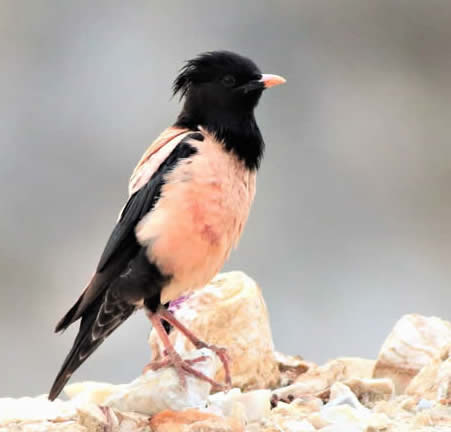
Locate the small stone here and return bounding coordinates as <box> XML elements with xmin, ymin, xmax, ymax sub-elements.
<box><xmin>274</xmin><ymin>351</ymin><xmax>314</xmax><ymax>386</ymax></box>
<box><xmin>326</xmin><ymin>382</ymin><xmax>369</xmax><ymax>412</ymax></box>
<box><xmin>0</xmin><ymin>396</ymin><xmax>77</xmax><ymax>424</ymax></box>
<box><xmin>318</xmin><ymin>425</ymin><xmax>362</xmax><ymax>432</ymax></box>
<box><xmin>253</xmin><ymin>400</ymin><xmax>318</xmax><ymax>432</ymax></box>
<box><xmin>343</xmin><ymin>378</ymin><xmax>394</xmax><ymax>407</ymax></box>
<box><xmin>64</xmin><ymin>381</ymin><xmax>118</xmax><ymax>405</ymax></box>
<box><xmin>416</xmin><ymin>399</ymin><xmax>435</xmax><ymax>411</ymax></box>
<box><xmin>272</xmin><ymin>357</ymin><xmax>375</xmax><ymax>402</ymax></box>
<box><xmin>274</xmin><ymin>397</ymin><xmax>323</xmax><ymax>417</ymax></box>
<box><xmin>319</xmin><ymin>404</ymin><xmax>365</xmax><ymax>426</ymax></box>
<box><xmin>317</xmin><ymin>404</ymin><xmax>390</xmax><ymax>432</ymax></box>
<box><xmin>149</xmin><ymin>272</ymin><xmax>280</xmax><ymax>391</ymax></box>
<box><xmin>149</xmin><ymin>409</ymin><xmax>243</xmax><ymax>432</ymax></box>
<box><xmin>275</xmin><ymin>419</ymin><xmax>315</xmax><ymax>431</ymax></box>
<box><xmin>406</xmin><ymin>344</ymin><xmax>451</xmax><ymax>401</ymax></box>
<box><xmin>0</xmin><ymin>396</ymin><xmax>151</xmax><ymax>431</ymax></box>
<box><xmin>207</xmin><ymin>389</ymin><xmax>271</xmax><ymax>423</ymax></box>
<box><xmin>373</xmin><ymin>314</ymin><xmax>451</xmax><ymax>393</ymax></box>
<box><xmin>314</xmin><ymin>384</ymin><xmax>391</xmax><ymax>432</ymax></box>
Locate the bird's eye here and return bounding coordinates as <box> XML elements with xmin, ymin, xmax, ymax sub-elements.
<box><xmin>222</xmin><ymin>75</ymin><xmax>236</xmax><ymax>87</ymax></box>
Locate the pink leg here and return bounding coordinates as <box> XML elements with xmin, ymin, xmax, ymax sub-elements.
<box><xmin>143</xmin><ymin>311</ymin><xmax>225</xmax><ymax>391</ymax></box>
<box><xmin>158</xmin><ymin>308</ymin><xmax>232</xmax><ymax>388</ymax></box>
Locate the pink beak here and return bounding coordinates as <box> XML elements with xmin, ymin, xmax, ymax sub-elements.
<box><xmin>259</xmin><ymin>74</ymin><xmax>287</xmax><ymax>89</ymax></box>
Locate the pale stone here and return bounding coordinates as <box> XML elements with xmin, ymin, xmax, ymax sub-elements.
<box><xmin>307</xmin><ymin>383</ymin><xmax>391</xmax><ymax>432</ymax></box>
<box><xmin>272</xmin><ymin>398</ymin><xmax>323</xmax><ymax>418</ymax></box>
<box><xmin>0</xmin><ymin>396</ymin><xmax>77</xmax><ymax>424</ymax></box>
<box><xmin>272</xmin><ymin>357</ymin><xmax>375</xmax><ymax>402</ymax></box>
<box><xmin>250</xmin><ymin>400</ymin><xmax>318</xmax><ymax>432</ymax></box>
<box><xmin>149</xmin><ymin>409</ymin><xmax>243</xmax><ymax>432</ymax></box>
<box><xmin>65</xmin><ymin>349</ymin><xmax>217</xmax><ymax>416</ymax></box>
<box><xmin>149</xmin><ymin>272</ymin><xmax>280</xmax><ymax>391</ymax></box>
<box><xmin>274</xmin><ymin>351</ymin><xmax>314</xmax><ymax>387</ymax></box>
<box><xmin>207</xmin><ymin>389</ymin><xmax>271</xmax><ymax>423</ymax></box>
<box><xmin>104</xmin><ymin>349</ymin><xmax>216</xmax><ymax>415</ymax></box>
<box><xmin>373</xmin><ymin>314</ymin><xmax>451</xmax><ymax>393</ymax></box>
<box><xmin>64</xmin><ymin>381</ymin><xmax>118</xmax><ymax>405</ymax></box>
<box><xmin>406</xmin><ymin>344</ymin><xmax>451</xmax><ymax>401</ymax></box>
<box><xmin>372</xmin><ymin>395</ymin><xmax>451</xmax><ymax>430</ymax></box>
<box><xmin>327</xmin><ymin>382</ymin><xmax>369</xmax><ymax>411</ymax></box>
<box><xmin>317</xmin><ymin>425</ymin><xmax>362</xmax><ymax>432</ymax></box>
<box><xmin>0</xmin><ymin>396</ymin><xmax>150</xmax><ymax>431</ymax></box>
<box><xmin>343</xmin><ymin>377</ymin><xmax>394</xmax><ymax>407</ymax></box>
<box><xmin>416</xmin><ymin>399</ymin><xmax>435</xmax><ymax>411</ymax></box>
<box><xmin>318</xmin><ymin>403</ymin><xmax>390</xmax><ymax>432</ymax></box>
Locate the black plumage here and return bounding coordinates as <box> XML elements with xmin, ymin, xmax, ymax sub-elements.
<box><xmin>49</xmin><ymin>138</ymin><xmax>198</xmax><ymax>400</ymax></box>
<box><xmin>174</xmin><ymin>51</ymin><xmax>265</xmax><ymax>170</ymax></box>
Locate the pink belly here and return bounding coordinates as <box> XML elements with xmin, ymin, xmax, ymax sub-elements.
<box><xmin>134</xmin><ymin>131</ymin><xmax>256</xmax><ymax>303</ymax></box>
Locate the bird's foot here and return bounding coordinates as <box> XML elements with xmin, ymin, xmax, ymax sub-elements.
<box><xmin>143</xmin><ymin>351</ymin><xmax>225</xmax><ymax>391</ymax></box>
<box><xmin>158</xmin><ymin>308</ymin><xmax>232</xmax><ymax>389</ymax></box>
<box><xmin>142</xmin><ymin>354</ymin><xmax>207</xmax><ymax>373</ymax></box>
<box><xmin>193</xmin><ymin>342</ymin><xmax>232</xmax><ymax>388</ymax></box>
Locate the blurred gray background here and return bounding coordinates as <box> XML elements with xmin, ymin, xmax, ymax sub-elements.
<box><xmin>1</xmin><ymin>0</ymin><xmax>450</xmax><ymax>397</ymax></box>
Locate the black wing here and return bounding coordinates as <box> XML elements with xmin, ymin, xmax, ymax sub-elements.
<box><xmin>55</xmin><ymin>134</ymin><xmax>199</xmax><ymax>332</ymax></box>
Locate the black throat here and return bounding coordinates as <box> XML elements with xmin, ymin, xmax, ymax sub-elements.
<box><xmin>174</xmin><ymin>105</ymin><xmax>264</xmax><ymax>170</ymax></box>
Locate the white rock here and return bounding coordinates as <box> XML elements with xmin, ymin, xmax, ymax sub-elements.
<box><xmin>318</xmin><ymin>425</ymin><xmax>363</xmax><ymax>432</ymax></box>
<box><xmin>373</xmin><ymin>314</ymin><xmax>451</xmax><ymax>393</ymax></box>
<box><xmin>273</xmin><ymin>357</ymin><xmax>375</xmax><ymax>402</ymax></box>
<box><xmin>416</xmin><ymin>399</ymin><xmax>435</xmax><ymax>411</ymax></box>
<box><xmin>207</xmin><ymin>389</ymin><xmax>271</xmax><ymax>423</ymax></box>
<box><xmin>275</xmin><ymin>351</ymin><xmax>314</xmax><ymax>386</ymax></box>
<box><xmin>64</xmin><ymin>381</ymin><xmax>118</xmax><ymax>405</ymax></box>
<box><xmin>406</xmin><ymin>344</ymin><xmax>451</xmax><ymax>401</ymax></box>
<box><xmin>0</xmin><ymin>396</ymin><xmax>77</xmax><ymax>424</ymax></box>
<box><xmin>104</xmin><ymin>348</ymin><xmax>216</xmax><ymax>415</ymax></box>
<box><xmin>278</xmin><ymin>419</ymin><xmax>316</xmax><ymax>431</ymax></box>
<box><xmin>326</xmin><ymin>382</ymin><xmax>369</xmax><ymax>412</ymax></box>
<box><xmin>250</xmin><ymin>401</ymin><xmax>318</xmax><ymax>432</ymax></box>
<box><xmin>318</xmin><ymin>404</ymin><xmax>390</xmax><ymax>432</ymax></box>
<box><xmin>343</xmin><ymin>377</ymin><xmax>394</xmax><ymax>407</ymax></box>
<box><xmin>313</xmin><ymin>383</ymin><xmax>391</xmax><ymax>432</ymax></box>
<box><xmin>66</xmin><ymin>348</ymin><xmax>216</xmax><ymax>416</ymax></box>
<box><xmin>149</xmin><ymin>272</ymin><xmax>280</xmax><ymax>391</ymax></box>
<box><xmin>0</xmin><ymin>396</ymin><xmax>150</xmax><ymax>431</ymax></box>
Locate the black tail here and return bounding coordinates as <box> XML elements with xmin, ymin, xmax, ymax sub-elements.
<box><xmin>49</xmin><ymin>290</ymin><xmax>135</xmax><ymax>400</ymax></box>
<box><xmin>54</xmin><ymin>272</ymin><xmax>110</xmax><ymax>333</ymax></box>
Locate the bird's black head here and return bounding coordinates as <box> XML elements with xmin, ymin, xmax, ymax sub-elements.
<box><xmin>173</xmin><ymin>51</ymin><xmax>285</xmax><ymax>169</ymax></box>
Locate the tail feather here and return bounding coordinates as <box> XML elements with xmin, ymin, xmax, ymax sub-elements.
<box><xmin>55</xmin><ymin>273</ymin><xmax>109</xmax><ymax>333</ymax></box>
<box><xmin>49</xmin><ymin>291</ymin><xmax>135</xmax><ymax>400</ymax></box>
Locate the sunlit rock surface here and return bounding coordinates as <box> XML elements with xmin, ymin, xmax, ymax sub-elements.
<box><xmin>373</xmin><ymin>314</ymin><xmax>451</xmax><ymax>393</ymax></box>
<box><xmin>66</xmin><ymin>348</ymin><xmax>217</xmax><ymax>416</ymax></box>
<box><xmin>0</xmin><ymin>396</ymin><xmax>150</xmax><ymax>431</ymax></box>
<box><xmin>406</xmin><ymin>344</ymin><xmax>451</xmax><ymax>402</ymax></box>
<box><xmin>272</xmin><ymin>356</ymin><xmax>375</xmax><ymax>402</ymax></box>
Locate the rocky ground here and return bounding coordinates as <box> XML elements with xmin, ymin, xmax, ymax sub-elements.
<box><xmin>1</xmin><ymin>271</ymin><xmax>450</xmax><ymax>431</ymax></box>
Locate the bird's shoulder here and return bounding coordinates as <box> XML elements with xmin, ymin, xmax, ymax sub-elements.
<box><xmin>128</xmin><ymin>126</ymin><xmax>193</xmax><ymax>196</ymax></box>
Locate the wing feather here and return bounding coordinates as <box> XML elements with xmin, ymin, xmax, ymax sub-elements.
<box><xmin>55</xmin><ymin>128</ymin><xmax>196</xmax><ymax>331</ymax></box>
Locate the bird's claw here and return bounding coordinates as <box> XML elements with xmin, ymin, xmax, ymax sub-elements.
<box><xmin>143</xmin><ymin>353</ymin><xmax>225</xmax><ymax>391</ymax></box>
<box><xmin>193</xmin><ymin>342</ymin><xmax>232</xmax><ymax>388</ymax></box>
<box><xmin>143</xmin><ymin>354</ymin><xmax>207</xmax><ymax>374</ymax></box>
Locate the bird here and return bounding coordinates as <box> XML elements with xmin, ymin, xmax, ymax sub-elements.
<box><xmin>48</xmin><ymin>50</ymin><xmax>285</xmax><ymax>401</ymax></box>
